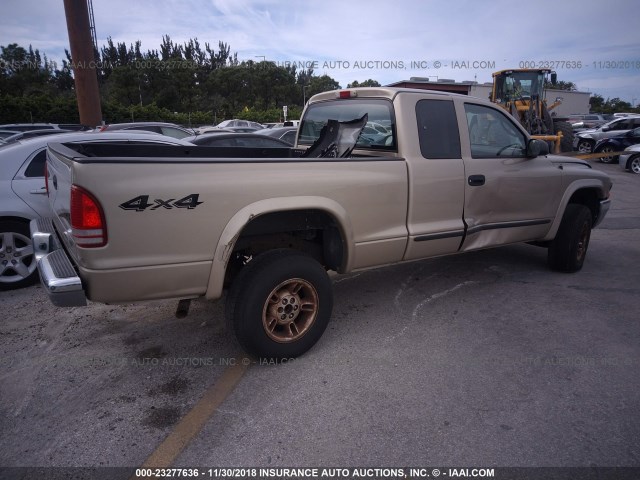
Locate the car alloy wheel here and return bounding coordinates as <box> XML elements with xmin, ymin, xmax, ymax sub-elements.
<box><xmin>599</xmin><ymin>145</ymin><xmax>617</xmax><ymax>163</ymax></box>
<box><xmin>0</xmin><ymin>223</ymin><xmax>38</xmax><ymax>290</ymax></box>
<box><xmin>577</xmin><ymin>140</ymin><xmax>593</xmax><ymax>153</ymax></box>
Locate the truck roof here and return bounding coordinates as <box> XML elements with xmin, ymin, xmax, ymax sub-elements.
<box><xmin>308</xmin><ymin>87</ymin><xmax>473</xmax><ymax>104</ymax></box>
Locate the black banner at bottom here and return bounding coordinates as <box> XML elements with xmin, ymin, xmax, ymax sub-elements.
<box><xmin>0</xmin><ymin>467</ymin><xmax>639</xmax><ymax>480</ymax></box>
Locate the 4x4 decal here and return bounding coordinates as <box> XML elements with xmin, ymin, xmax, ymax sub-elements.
<box><xmin>119</xmin><ymin>194</ymin><xmax>203</xmax><ymax>212</ymax></box>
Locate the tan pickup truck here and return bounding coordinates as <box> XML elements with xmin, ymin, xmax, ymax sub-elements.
<box><xmin>32</xmin><ymin>87</ymin><xmax>612</xmax><ymax>358</ymax></box>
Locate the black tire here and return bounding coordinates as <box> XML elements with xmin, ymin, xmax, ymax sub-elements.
<box><xmin>225</xmin><ymin>249</ymin><xmax>333</xmax><ymax>358</ymax></box>
<box><xmin>553</xmin><ymin>121</ymin><xmax>574</xmax><ymax>152</ymax></box>
<box><xmin>627</xmin><ymin>155</ymin><xmax>640</xmax><ymax>174</ymax></box>
<box><xmin>0</xmin><ymin>220</ymin><xmax>39</xmax><ymax>290</ymax></box>
<box><xmin>547</xmin><ymin>205</ymin><xmax>592</xmax><ymax>273</ymax></box>
<box><xmin>576</xmin><ymin>138</ymin><xmax>594</xmax><ymax>154</ymax></box>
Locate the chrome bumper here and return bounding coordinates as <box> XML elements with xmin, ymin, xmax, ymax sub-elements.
<box><xmin>594</xmin><ymin>198</ymin><xmax>611</xmax><ymax>228</ymax></box>
<box><xmin>30</xmin><ymin>218</ymin><xmax>87</xmax><ymax>307</ymax></box>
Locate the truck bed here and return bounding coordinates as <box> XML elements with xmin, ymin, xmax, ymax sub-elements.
<box><xmin>45</xmin><ymin>141</ymin><xmax>410</xmax><ymax>303</ymax></box>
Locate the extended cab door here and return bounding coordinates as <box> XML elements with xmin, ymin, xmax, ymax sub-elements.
<box><xmin>459</xmin><ymin>102</ymin><xmax>562</xmax><ymax>251</ymax></box>
<box><xmin>402</xmin><ymin>96</ymin><xmax>467</xmax><ymax>260</ymax></box>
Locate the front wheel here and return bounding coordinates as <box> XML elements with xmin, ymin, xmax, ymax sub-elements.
<box><xmin>576</xmin><ymin>139</ymin><xmax>594</xmax><ymax>154</ymax></box>
<box><xmin>225</xmin><ymin>249</ymin><xmax>333</xmax><ymax>358</ymax></box>
<box><xmin>547</xmin><ymin>205</ymin><xmax>592</xmax><ymax>273</ymax></box>
<box><xmin>627</xmin><ymin>155</ymin><xmax>640</xmax><ymax>174</ymax></box>
<box><xmin>0</xmin><ymin>220</ymin><xmax>38</xmax><ymax>290</ymax></box>
<box><xmin>554</xmin><ymin>121</ymin><xmax>574</xmax><ymax>153</ymax></box>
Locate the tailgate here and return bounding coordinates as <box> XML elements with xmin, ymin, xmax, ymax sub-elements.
<box><xmin>45</xmin><ymin>143</ymin><xmax>77</xmax><ymax>260</ymax></box>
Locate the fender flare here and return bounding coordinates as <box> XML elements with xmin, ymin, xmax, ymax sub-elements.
<box><xmin>542</xmin><ymin>179</ymin><xmax>606</xmax><ymax>241</ymax></box>
<box><xmin>204</xmin><ymin>196</ymin><xmax>354</xmax><ymax>300</ymax></box>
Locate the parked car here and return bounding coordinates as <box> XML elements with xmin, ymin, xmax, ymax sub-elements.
<box><xmin>0</xmin><ymin>123</ymin><xmax>89</xmax><ymax>132</ymax></box>
<box><xmin>593</xmin><ymin>127</ymin><xmax>640</xmax><ymax>163</ymax></box>
<box><xmin>0</xmin><ymin>129</ymin><xmax>75</xmax><ymax>145</ymax></box>
<box><xmin>0</xmin><ymin>131</ymin><xmax>194</xmax><ymax>290</ymax></box>
<box><xmin>224</xmin><ymin>126</ymin><xmax>262</xmax><ymax>133</ymax></box>
<box><xmin>99</xmin><ymin>122</ymin><xmax>195</xmax><ymax>139</ymax></box>
<box><xmin>216</xmin><ymin>119</ymin><xmax>264</xmax><ymax>130</ymax></box>
<box><xmin>255</xmin><ymin>126</ymin><xmax>298</xmax><ymax>145</ymax></box>
<box><xmin>568</xmin><ymin>114</ymin><xmax>608</xmax><ymax>130</ymax></box>
<box><xmin>613</xmin><ymin>112</ymin><xmax>635</xmax><ymax>118</ymax></box>
<box><xmin>183</xmin><ymin>133</ymin><xmax>292</xmax><ymax>148</ymax></box>
<box><xmin>194</xmin><ymin>126</ymin><xmax>235</xmax><ymax>135</ymax></box>
<box><xmin>573</xmin><ymin>116</ymin><xmax>640</xmax><ymax>153</ymax></box>
<box><xmin>0</xmin><ymin>130</ymin><xmax>17</xmax><ymax>141</ymax></box>
<box><xmin>619</xmin><ymin>145</ymin><xmax>640</xmax><ymax>174</ymax></box>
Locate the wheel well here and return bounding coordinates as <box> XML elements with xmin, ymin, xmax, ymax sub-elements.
<box><xmin>224</xmin><ymin>210</ymin><xmax>345</xmax><ymax>287</ymax></box>
<box><xmin>568</xmin><ymin>189</ymin><xmax>599</xmax><ymax>225</ymax></box>
<box><xmin>0</xmin><ymin>216</ymin><xmax>31</xmax><ymax>225</ymax></box>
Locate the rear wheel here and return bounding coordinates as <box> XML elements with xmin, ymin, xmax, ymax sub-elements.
<box><xmin>598</xmin><ymin>145</ymin><xmax>617</xmax><ymax>163</ymax></box>
<box><xmin>627</xmin><ymin>155</ymin><xmax>640</xmax><ymax>174</ymax></box>
<box><xmin>0</xmin><ymin>220</ymin><xmax>38</xmax><ymax>290</ymax></box>
<box><xmin>225</xmin><ymin>249</ymin><xmax>333</xmax><ymax>358</ymax></box>
<box><xmin>548</xmin><ymin>205</ymin><xmax>592</xmax><ymax>273</ymax></box>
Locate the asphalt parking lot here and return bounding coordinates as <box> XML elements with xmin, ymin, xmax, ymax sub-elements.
<box><xmin>1</xmin><ymin>161</ymin><xmax>638</xmax><ymax>476</ymax></box>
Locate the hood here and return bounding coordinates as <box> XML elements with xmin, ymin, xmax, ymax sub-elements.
<box><xmin>547</xmin><ymin>155</ymin><xmax>592</xmax><ymax>168</ymax></box>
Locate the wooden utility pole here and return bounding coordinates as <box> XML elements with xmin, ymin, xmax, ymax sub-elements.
<box><xmin>63</xmin><ymin>0</ymin><xmax>102</xmax><ymax>126</ymax></box>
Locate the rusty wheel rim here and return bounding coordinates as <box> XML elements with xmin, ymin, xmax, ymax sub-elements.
<box><xmin>576</xmin><ymin>222</ymin><xmax>590</xmax><ymax>262</ymax></box>
<box><xmin>262</xmin><ymin>278</ymin><xmax>319</xmax><ymax>343</ymax></box>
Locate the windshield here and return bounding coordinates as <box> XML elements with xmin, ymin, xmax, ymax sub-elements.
<box><xmin>299</xmin><ymin>98</ymin><xmax>396</xmax><ymax>150</ymax></box>
<box><xmin>497</xmin><ymin>71</ymin><xmax>545</xmax><ymax>100</ymax></box>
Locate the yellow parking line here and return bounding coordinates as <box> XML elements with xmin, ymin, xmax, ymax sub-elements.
<box><xmin>559</xmin><ymin>151</ymin><xmax>627</xmax><ymax>160</ymax></box>
<box><xmin>137</xmin><ymin>360</ymin><xmax>249</xmax><ymax>471</ymax></box>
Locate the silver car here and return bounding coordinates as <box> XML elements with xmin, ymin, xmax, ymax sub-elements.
<box><xmin>574</xmin><ymin>116</ymin><xmax>640</xmax><ymax>153</ymax></box>
<box><xmin>619</xmin><ymin>144</ymin><xmax>640</xmax><ymax>174</ymax></box>
<box><xmin>0</xmin><ymin>131</ymin><xmax>194</xmax><ymax>290</ymax></box>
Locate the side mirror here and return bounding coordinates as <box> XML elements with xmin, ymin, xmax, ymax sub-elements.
<box><xmin>551</xmin><ymin>72</ymin><xmax>558</xmax><ymax>85</ymax></box>
<box><xmin>526</xmin><ymin>139</ymin><xmax>549</xmax><ymax>157</ymax></box>
<box><xmin>602</xmin><ymin>126</ymin><xmax>611</xmax><ymax>132</ymax></box>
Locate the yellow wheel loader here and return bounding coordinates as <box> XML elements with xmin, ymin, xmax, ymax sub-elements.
<box><xmin>491</xmin><ymin>69</ymin><xmax>574</xmax><ymax>153</ymax></box>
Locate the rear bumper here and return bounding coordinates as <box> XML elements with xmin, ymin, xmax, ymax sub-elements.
<box><xmin>30</xmin><ymin>218</ymin><xmax>87</xmax><ymax>307</ymax></box>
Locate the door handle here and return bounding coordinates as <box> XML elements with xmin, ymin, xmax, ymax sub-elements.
<box><xmin>30</xmin><ymin>188</ymin><xmax>47</xmax><ymax>195</ymax></box>
<box><xmin>468</xmin><ymin>175</ymin><xmax>485</xmax><ymax>186</ymax></box>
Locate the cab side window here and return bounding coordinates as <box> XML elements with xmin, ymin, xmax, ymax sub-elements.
<box><xmin>415</xmin><ymin>99</ymin><xmax>461</xmax><ymax>159</ymax></box>
<box><xmin>465</xmin><ymin>103</ymin><xmax>526</xmax><ymax>158</ymax></box>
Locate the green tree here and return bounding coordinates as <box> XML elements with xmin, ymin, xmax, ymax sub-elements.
<box><xmin>347</xmin><ymin>79</ymin><xmax>381</xmax><ymax>88</ymax></box>
<box><xmin>307</xmin><ymin>75</ymin><xmax>341</xmax><ymax>98</ymax></box>
<box><xmin>545</xmin><ymin>79</ymin><xmax>577</xmax><ymax>91</ymax></box>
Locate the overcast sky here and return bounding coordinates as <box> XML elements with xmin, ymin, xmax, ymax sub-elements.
<box><xmin>2</xmin><ymin>0</ymin><xmax>639</xmax><ymax>104</ymax></box>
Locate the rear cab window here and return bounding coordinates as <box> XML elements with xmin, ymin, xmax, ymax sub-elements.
<box><xmin>299</xmin><ymin>98</ymin><xmax>396</xmax><ymax>151</ymax></box>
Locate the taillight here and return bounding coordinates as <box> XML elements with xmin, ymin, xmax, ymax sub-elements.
<box><xmin>337</xmin><ymin>90</ymin><xmax>357</xmax><ymax>99</ymax></box>
<box><xmin>70</xmin><ymin>185</ymin><xmax>107</xmax><ymax>247</ymax></box>
<box><xmin>44</xmin><ymin>161</ymin><xmax>49</xmax><ymax>196</ymax></box>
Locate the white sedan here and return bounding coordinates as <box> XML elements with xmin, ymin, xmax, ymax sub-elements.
<box><xmin>619</xmin><ymin>145</ymin><xmax>640</xmax><ymax>174</ymax></box>
<box><xmin>0</xmin><ymin>131</ymin><xmax>194</xmax><ymax>290</ymax></box>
